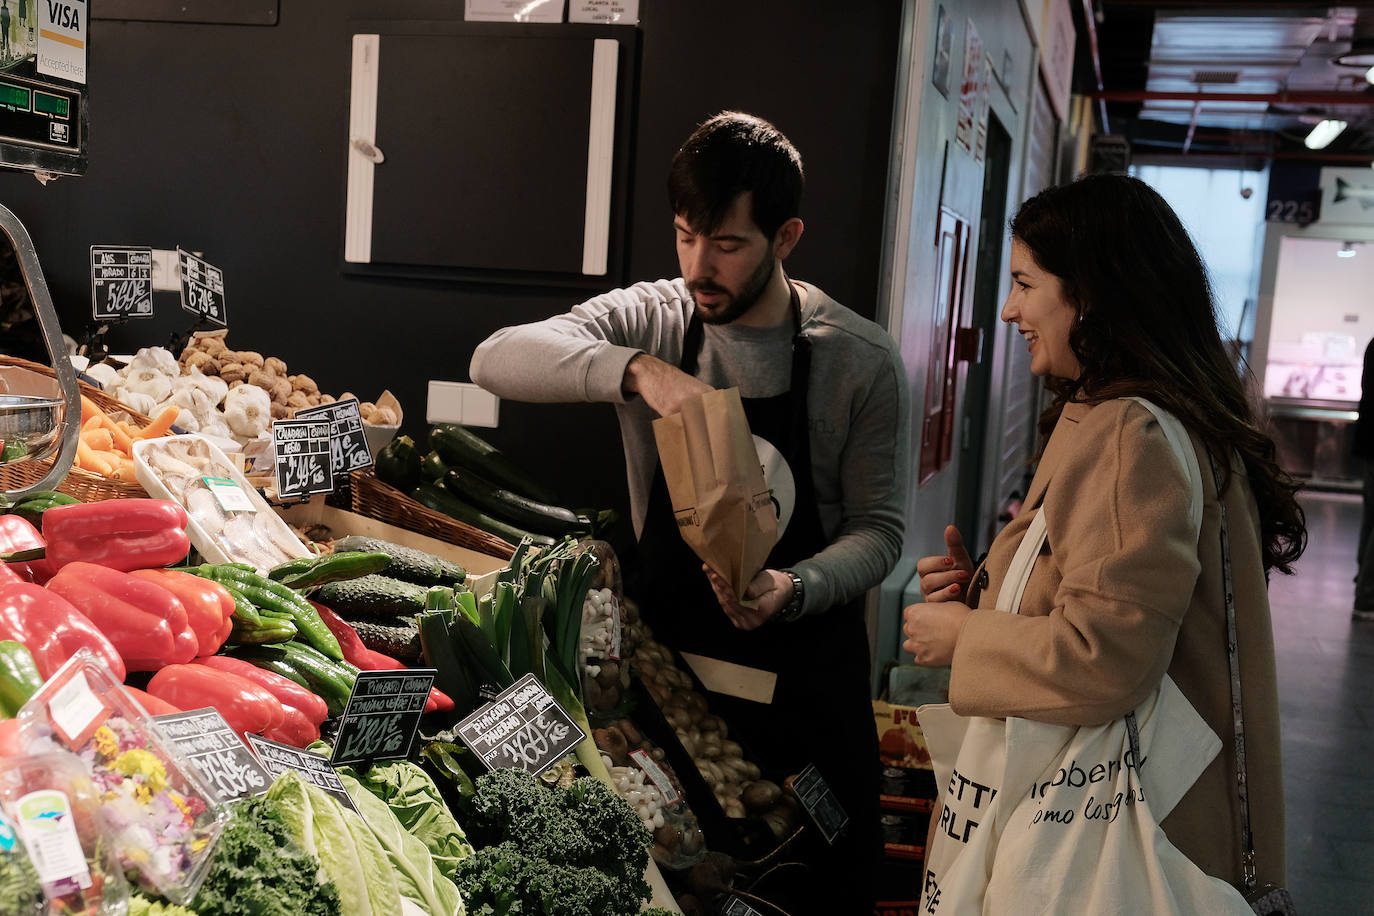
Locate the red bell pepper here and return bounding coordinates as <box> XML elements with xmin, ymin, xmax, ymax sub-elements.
<box><xmin>42</xmin><ymin>499</ymin><xmax>190</xmax><ymax>572</ymax></box>
<box><xmin>129</xmin><ymin>569</ymin><xmax>232</xmax><ymax>657</ymax></box>
<box><xmin>194</xmin><ymin>656</ymin><xmax>328</xmax><ymax>727</ymax></box>
<box><xmin>263</xmin><ymin>704</ymin><xmax>320</xmax><ymax>748</ymax></box>
<box><xmin>310</xmin><ymin>600</ymin><xmax>370</xmax><ymax>668</ymax></box>
<box><xmin>0</xmin><ymin>516</ymin><xmax>58</xmax><ymax>584</ymax></box>
<box><xmin>122</xmin><ymin>685</ymin><xmax>182</xmax><ymax>718</ymax></box>
<box><xmin>0</xmin><ymin>581</ymin><xmax>126</xmax><ymax>681</ymax></box>
<box><xmin>47</xmin><ymin>562</ymin><xmax>195</xmax><ymax>671</ymax></box>
<box><xmin>357</xmin><ymin>647</ymin><xmax>455</xmax><ymax>713</ymax></box>
<box><xmin>0</xmin><ymin>717</ymin><xmax>21</xmax><ymax>757</ymax></box>
<box><xmin>147</xmin><ymin>664</ymin><xmax>285</xmax><ymax>739</ymax></box>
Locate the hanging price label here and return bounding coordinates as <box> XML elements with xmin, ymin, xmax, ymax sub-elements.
<box><xmin>330</xmin><ymin>669</ymin><xmax>436</xmax><ymax>767</ymax></box>
<box><xmin>720</xmin><ymin>898</ymin><xmax>765</xmax><ymax>916</ymax></box>
<box><xmin>792</xmin><ymin>763</ymin><xmax>850</xmax><ymax>845</ymax></box>
<box><xmin>294</xmin><ymin>398</ymin><xmax>373</xmax><ymax>475</ymax></box>
<box><xmin>454</xmin><ymin>673</ymin><xmax>585</xmax><ymax>776</ymax></box>
<box><xmin>245</xmin><ymin>734</ymin><xmax>357</xmax><ymax>811</ymax></box>
<box><xmin>178</xmin><ymin>248</ymin><xmax>227</xmax><ymax>327</ymax></box>
<box><xmin>273</xmin><ymin>419</ymin><xmax>334</xmax><ymax>499</ymax></box>
<box><xmin>90</xmin><ymin>246</ymin><xmax>153</xmax><ymax>320</ymax></box>
<box><xmin>153</xmin><ymin>708</ymin><xmax>272</xmax><ymax>804</ymax></box>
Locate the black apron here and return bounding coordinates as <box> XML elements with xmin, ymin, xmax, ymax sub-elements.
<box><xmin>635</xmin><ymin>282</ymin><xmax>879</xmax><ymax>914</ymax></box>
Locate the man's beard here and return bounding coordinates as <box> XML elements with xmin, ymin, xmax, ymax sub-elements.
<box><xmin>690</xmin><ymin>252</ymin><xmax>776</xmax><ymax>325</ymax></box>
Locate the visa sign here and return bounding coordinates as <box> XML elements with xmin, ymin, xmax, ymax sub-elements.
<box><xmin>38</xmin><ymin>0</ymin><xmax>85</xmax><ymax>84</ymax></box>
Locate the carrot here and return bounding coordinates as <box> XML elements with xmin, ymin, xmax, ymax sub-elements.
<box><xmin>76</xmin><ymin>441</ymin><xmax>114</xmax><ymax>476</ymax></box>
<box><xmin>111</xmin><ymin>458</ymin><xmax>139</xmax><ymax>482</ymax></box>
<box><xmin>103</xmin><ymin>418</ymin><xmax>134</xmax><ymax>455</ymax></box>
<box><xmin>81</xmin><ymin>414</ymin><xmax>105</xmax><ymax>433</ymax></box>
<box><xmin>135</xmin><ymin>406</ymin><xmax>179</xmax><ymax>440</ymax></box>
<box><xmin>80</xmin><ymin>428</ymin><xmax>114</xmax><ymax>452</ymax></box>
<box><xmin>80</xmin><ymin>394</ymin><xmax>107</xmax><ymax>426</ymax></box>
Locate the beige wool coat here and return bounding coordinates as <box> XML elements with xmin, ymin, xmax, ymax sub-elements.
<box><xmin>949</xmin><ymin>398</ymin><xmax>1285</xmax><ymax>888</ymax></box>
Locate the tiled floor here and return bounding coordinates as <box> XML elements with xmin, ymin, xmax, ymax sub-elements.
<box><xmin>1272</xmin><ymin>489</ymin><xmax>1374</xmax><ymax>914</ymax></box>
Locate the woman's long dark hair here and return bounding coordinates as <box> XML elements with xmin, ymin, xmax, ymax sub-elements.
<box><xmin>1012</xmin><ymin>173</ymin><xmax>1306</xmax><ymax>574</ymax></box>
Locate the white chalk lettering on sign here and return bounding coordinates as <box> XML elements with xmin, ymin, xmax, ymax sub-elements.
<box><xmin>338</xmin><ymin>714</ymin><xmax>407</xmax><ymax>760</ymax></box>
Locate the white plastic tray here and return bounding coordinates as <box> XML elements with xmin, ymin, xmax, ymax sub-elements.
<box><xmin>133</xmin><ymin>433</ymin><xmax>312</xmax><ymax>573</ymax></box>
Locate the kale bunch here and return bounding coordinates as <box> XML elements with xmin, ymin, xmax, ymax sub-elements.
<box><xmin>454</xmin><ymin>768</ymin><xmax>652</xmax><ymax>916</ymax></box>
<box><xmin>191</xmin><ymin>795</ymin><xmax>342</xmax><ymax>916</ymax></box>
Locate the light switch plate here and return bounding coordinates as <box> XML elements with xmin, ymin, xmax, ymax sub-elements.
<box><xmin>427</xmin><ymin>381</ymin><xmax>500</xmax><ymax>428</ymax></box>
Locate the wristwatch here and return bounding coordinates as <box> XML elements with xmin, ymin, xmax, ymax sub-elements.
<box><xmin>777</xmin><ymin>571</ymin><xmax>806</xmax><ymax>623</ymax></box>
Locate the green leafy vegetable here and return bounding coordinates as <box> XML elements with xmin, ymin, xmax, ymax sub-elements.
<box><xmin>190</xmin><ymin>793</ymin><xmax>341</xmax><ymax>916</ymax></box>
<box><xmin>0</xmin><ymin>834</ymin><xmax>44</xmax><ymax>916</ymax></box>
<box><xmin>452</xmin><ymin>768</ymin><xmax>651</xmax><ymax>916</ymax></box>
<box><xmin>266</xmin><ymin>771</ymin><xmax>378</xmax><ymax>916</ymax></box>
<box><xmin>341</xmin><ymin>758</ymin><xmax>474</xmax><ymax>881</ymax></box>
<box><xmin>129</xmin><ymin>894</ymin><xmax>200</xmax><ymax>916</ymax></box>
<box><xmin>340</xmin><ymin>804</ymin><xmax>406</xmax><ymax>916</ymax></box>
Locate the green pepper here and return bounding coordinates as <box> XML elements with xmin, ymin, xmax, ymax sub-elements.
<box><xmin>266</xmin><ymin>551</ymin><xmax>393</xmax><ymax>590</ymax></box>
<box><xmin>0</xmin><ymin>640</ymin><xmax>42</xmax><ymax>718</ymax></box>
<box><xmin>374</xmin><ymin>435</ymin><xmax>423</xmax><ymax>492</ymax></box>
<box><xmin>0</xmin><ymin>439</ymin><xmax>28</xmax><ymax>462</ymax></box>
<box><xmin>229</xmin><ymin>616</ymin><xmax>297</xmax><ymax>645</ymax></box>
<box><xmin>192</xmin><ymin>564</ymin><xmax>343</xmax><ymax>661</ymax></box>
<box><xmin>9</xmin><ymin>491</ymin><xmax>81</xmax><ymax>529</ymax></box>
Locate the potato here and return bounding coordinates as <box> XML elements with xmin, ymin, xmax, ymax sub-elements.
<box><xmin>264</xmin><ymin>356</ymin><xmax>288</xmax><ymax>376</ymax></box>
<box><xmin>219</xmin><ymin>363</ymin><xmax>248</xmax><ymax>384</ymax></box>
<box><xmin>248</xmin><ymin>368</ymin><xmax>277</xmax><ymax>389</ymax></box>
<box><xmin>741</xmin><ymin>779</ymin><xmax>782</xmax><ymax>812</ymax></box>
<box><xmin>237</xmin><ymin>350</ymin><xmax>265</xmax><ymax>368</ymax></box>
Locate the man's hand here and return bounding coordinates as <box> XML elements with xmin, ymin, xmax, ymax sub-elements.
<box><xmin>703</xmin><ymin>565</ymin><xmax>790</xmax><ymax>630</ymax></box>
<box><xmin>623</xmin><ymin>353</ymin><xmax>714</xmax><ymax>417</ymax></box>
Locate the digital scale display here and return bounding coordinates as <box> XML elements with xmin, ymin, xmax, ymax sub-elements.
<box><xmin>0</xmin><ymin>74</ymin><xmax>78</xmax><ymax>152</ymax></box>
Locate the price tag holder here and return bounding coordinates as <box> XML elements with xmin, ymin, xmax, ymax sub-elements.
<box><xmin>720</xmin><ymin>897</ymin><xmax>765</xmax><ymax>916</ymax></box>
<box><xmin>244</xmin><ymin>734</ymin><xmax>357</xmax><ymax>811</ymax></box>
<box><xmin>454</xmin><ymin>672</ymin><xmax>585</xmax><ymax>776</ymax></box>
<box><xmin>330</xmin><ymin>669</ymin><xmax>436</xmax><ymax>768</ymax></box>
<box><xmin>294</xmin><ymin>398</ymin><xmax>373</xmax><ymax>475</ymax></box>
<box><xmin>203</xmin><ymin>476</ymin><xmax>258</xmax><ymax>513</ymax></box>
<box><xmin>272</xmin><ymin>419</ymin><xmax>334</xmax><ymax>499</ymax></box>
<box><xmin>629</xmin><ymin>748</ymin><xmax>680</xmax><ymax>806</ymax></box>
<box><xmin>153</xmin><ymin>708</ymin><xmax>272</xmax><ymax>804</ymax></box>
<box><xmin>90</xmin><ymin>246</ymin><xmax>153</xmax><ymax>320</ymax></box>
<box><xmin>792</xmin><ymin>763</ymin><xmax>850</xmax><ymax>846</ymax></box>
<box><xmin>178</xmin><ymin>247</ymin><xmax>227</xmax><ymax>327</ymax></box>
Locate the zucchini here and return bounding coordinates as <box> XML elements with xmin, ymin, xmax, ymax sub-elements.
<box><xmin>332</xmin><ymin>535</ymin><xmax>466</xmax><ymax>587</ymax></box>
<box><xmin>411</xmin><ymin>482</ymin><xmax>556</xmax><ymax>547</ymax></box>
<box><xmin>428</xmin><ymin>423</ymin><xmax>559</xmax><ymax>504</ymax></box>
<box><xmin>316</xmin><ymin>573</ymin><xmax>430</xmax><ymax>617</ymax></box>
<box><xmin>267</xmin><ymin>551</ymin><xmax>393</xmax><ymax>590</ymax></box>
<box><xmin>442</xmin><ymin>466</ymin><xmax>588</xmax><ymax>537</ymax></box>
<box><xmin>420</xmin><ymin>451</ymin><xmax>450</xmax><ymax>481</ymax></box>
<box><xmin>374</xmin><ymin>435</ymin><xmax>423</xmax><ymax>492</ymax></box>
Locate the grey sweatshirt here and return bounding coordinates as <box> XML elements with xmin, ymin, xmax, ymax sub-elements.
<box><xmin>469</xmin><ymin>278</ymin><xmax>910</xmax><ymax>617</ymax></box>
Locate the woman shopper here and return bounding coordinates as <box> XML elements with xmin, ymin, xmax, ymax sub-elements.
<box><xmin>903</xmin><ymin>173</ymin><xmax>1304</xmax><ymax>907</ymax></box>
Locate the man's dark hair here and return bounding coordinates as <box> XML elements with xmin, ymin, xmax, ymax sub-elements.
<box><xmin>667</xmin><ymin>111</ymin><xmax>803</xmax><ymax>239</ymax></box>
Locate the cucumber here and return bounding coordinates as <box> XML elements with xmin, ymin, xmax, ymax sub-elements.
<box><xmin>332</xmin><ymin>535</ymin><xmax>466</xmax><ymax>587</ymax></box>
<box><xmin>347</xmin><ymin>616</ymin><xmax>424</xmax><ymax>663</ymax></box>
<box><xmin>411</xmin><ymin>482</ymin><xmax>556</xmax><ymax>547</ymax></box>
<box><xmin>442</xmin><ymin>466</ymin><xmax>588</xmax><ymax>537</ymax></box>
<box><xmin>316</xmin><ymin>574</ymin><xmax>430</xmax><ymax>617</ymax></box>
<box><xmin>428</xmin><ymin>423</ymin><xmax>558</xmax><ymax>504</ymax></box>
<box><xmin>420</xmin><ymin>451</ymin><xmax>450</xmax><ymax>481</ymax></box>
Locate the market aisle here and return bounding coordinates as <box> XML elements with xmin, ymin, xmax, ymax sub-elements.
<box><xmin>1270</xmin><ymin>490</ymin><xmax>1374</xmax><ymax>915</ymax></box>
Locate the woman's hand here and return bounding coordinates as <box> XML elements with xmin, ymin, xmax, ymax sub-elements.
<box><xmin>916</xmin><ymin>525</ymin><xmax>974</xmax><ymax>602</ymax></box>
<box><xmin>903</xmin><ymin>526</ymin><xmax>975</xmax><ymax>667</ymax></box>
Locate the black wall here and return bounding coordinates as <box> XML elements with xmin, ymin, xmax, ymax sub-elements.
<box><xmin>0</xmin><ymin>1</ymin><xmax>900</xmax><ymax>539</ymax></box>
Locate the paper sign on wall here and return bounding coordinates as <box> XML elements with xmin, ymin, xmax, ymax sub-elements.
<box><xmin>569</xmin><ymin>0</ymin><xmax>638</xmax><ymax>24</ymax></box>
<box><xmin>38</xmin><ymin>0</ymin><xmax>86</xmax><ymax>84</ymax></box>
<box><xmin>465</xmin><ymin>0</ymin><xmax>565</xmax><ymax>22</ymax></box>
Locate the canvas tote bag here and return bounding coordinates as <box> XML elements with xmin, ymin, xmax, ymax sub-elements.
<box><xmin>916</xmin><ymin>398</ymin><xmax>1252</xmax><ymax>914</ymax></box>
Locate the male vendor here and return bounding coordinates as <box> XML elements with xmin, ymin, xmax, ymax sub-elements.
<box><xmin>471</xmin><ymin>112</ymin><xmax>909</xmax><ymax>912</ymax></box>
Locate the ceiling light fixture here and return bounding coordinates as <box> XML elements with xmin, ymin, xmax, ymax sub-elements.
<box><xmin>1366</xmin><ymin>64</ymin><xmax>1374</xmax><ymax>85</ymax></box>
<box><xmin>1339</xmin><ymin>241</ymin><xmax>1359</xmax><ymax>258</ymax></box>
<box><xmin>1305</xmin><ymin>119</ymin><xmax>1348</xmax><ymax>150</ymax></box>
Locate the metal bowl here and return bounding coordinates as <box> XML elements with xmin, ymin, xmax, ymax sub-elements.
<box><xmin>0</xmin><ymin>394</ymin><xmax>63</xmax><ymax>464</ymax></box>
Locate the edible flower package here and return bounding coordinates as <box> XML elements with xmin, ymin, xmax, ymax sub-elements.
<box><xmin>14</xmin><ymin>650</ymin><xmax>228</xmax><ymax>906</ymax></box>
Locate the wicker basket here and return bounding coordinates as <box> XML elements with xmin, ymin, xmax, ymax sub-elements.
<box><xmin>350</xmin><ymin>468</ymin><xmax>516</xmax><ymax>559</ymax></box>
<box><xmin>0</xmin><ymin>355</ymin><xmax>154</xmax><ymax>501</ymax></box>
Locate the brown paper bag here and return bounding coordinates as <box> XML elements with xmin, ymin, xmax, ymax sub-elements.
<box><xmin>652</xmin><ymin>387</ymin><xmax>778</xmax><ymax>596</ymax></box>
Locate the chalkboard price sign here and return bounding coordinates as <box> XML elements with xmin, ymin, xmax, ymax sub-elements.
<box><xmin>792</xmin><ymin>763</ymin><xmax>850</xmax><ymax>845</ymax></box>
<box><xmin>294</xmin><ymin>398</ymin><xmax>373</xmax><ymax>474</ymax></box>
<box><xmin>721</xmin><ymin>898</ymin><xmax>764</xmax><ymax>916</ymax></box>
<box><xmin>273</xmin><ymin>418</ymin><xmax>334</xmax><ymax>499</ymax></box>
<box><xmin>330</xmin><ymin>669</ymin><xmax>436</xmax><ymax>767</ymax></box>
<box><xmin>90</xmin><ymin>246</ymin><xmax>153</xmax><ymax>320</ymax></box>
<box><xmin>178</xmin><ymin>247</ymin><xmax>227</xmax><ymax>327</ymax></box>
<box><xmin>153</xmin><ymin>708</ymin><xmax>272</xmax><ymax>804</ymax></box>
<box><xmin>455</xmin><ymin>672</ymin><xmax>586</xmax><ymax>776</ymax></box>
<box><xmin>245</xmin><ymin>734</ymin><xmax>357</xmax><ymax>811</ymax></box>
